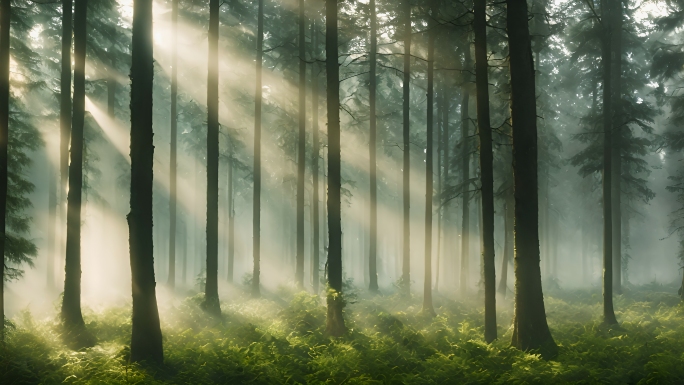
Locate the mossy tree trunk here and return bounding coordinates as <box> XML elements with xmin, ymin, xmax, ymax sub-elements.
<box><xmin>401</xmin><ymin>0</ymin><xmax>411</xmax><ymax>294</ymax></box>
<box><xmin>296</xmin><ymin>0</ymin><xmax>306</xmax><ymax>289</ymax></box>
<box><xmin>252</xmin><ymin>0</ymin><xmax>264</xmax><ymax>298</ymax></box>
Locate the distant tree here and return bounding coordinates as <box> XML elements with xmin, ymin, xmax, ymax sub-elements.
<box><xmin>460</xmin><ymin>42</ymin><xmax>471</xmax><ymax>294</ymax></box>
<box><xmin>167</xmin><ymin>0</ymin><xmax>178</xmax><ymax>289</ymax></box>
<box><xmin>507</xmin><ymin>0</ymin><xmax>557</xmax><ymax>358</ymax></box>
<box><xmin>311</xmin><ymin>18</ymin><xmax>321</xmax><ymax>294</ymax></box>
<box><xmin>128</xmin><ymin>0</ymin><xmax>163</xmax><ymax>364</ymax></box>
<box><xmin>368</xmin><ymin>0</ymin><xmax>378</xmax><ymax>294</ymax></box>
<box><xmin>252</xmin><ymin>0</ymin><xmax>264</xmax><ymax>298</ymax></box>
<box><xmin>422</xmin><ymin>0</ymin><xmax>437</xmax><ymax>317</ymax></box>
<box><xmin>401</xmin><ymin>0</ymin><xmax>411</xmax><ymax>294</ymax></box>
<box><xmin>0</xmin><ymin>0</ymin><xmax>8</xmax><ymax>343</ymax></box>
<box><xmin>325</xmin><ymin>0</ymin><xmax>345</xmax><ymax>337</ymax></box>
<box><xmin>295</xmin><ymin>0</ymin><xmax>306</xmax><ymax>289</ymax></box>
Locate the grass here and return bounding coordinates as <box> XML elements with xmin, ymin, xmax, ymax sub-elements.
<box><xmin>2</xmin><ymin>281</ymin><xmax>684</xmax><ymax>384</ymax></box>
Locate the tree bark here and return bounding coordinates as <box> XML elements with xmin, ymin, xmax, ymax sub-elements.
<box><xmin>460</xmin><ymin>44</ymin><xmax>471</xmax><ymax>294</ymax></box>
<box><xmin>227</xmin><ymin>151</ymin><xmax>234</xmax><ymax>283</ymax></box>
<box><xmin>611</xmin><ymin>0</ymin><xmax>623</xmax><ymax>295</ymax></box>
<box><xmin>47</xmin><ymin>166</ymin><xmax>57</xmax><ymax>289</ymax></box>
<box><xmin>401</xmin><ymin>0</ymin><xmax>411</xmax><ymax>294</ymax></box>
<box><xmin>167</xmin><ymin>0</ymin><xmax>178</xmax><ymax>290</ymax></box>
<box><xmin>435</xmin><ymin>84</ymin><xmax>442</xmax><ymax>293</ymax></box>
<box><xmin>60</xmin><ymin>0</ymin><xmax>73</xmax><ymax>288</ymax></box>
<box><xmin>600</xmin><ymin>0</ymin><xmax>618</xmax><ymax>324</ymax></box>
<box><xmin>61</xmin><ymin>0</ymin><xmax>93</xmax><ymax>347</ymax></box>
<box><xmin>475</xmin><ymin>0</ymin><xmax>496</xmax><ymax>342</ymax></box>
<box><xmin>325</xmin><ymin>0</ymin><xmax>345</xmax><ymax>336</ymax></box>
<box><xmin>368</xmin><ymin>0</ymin><xmax>378</xmax><ymax>293</ymax></box>
<box><xmin>498</xmin><ymin>193</ymin><xmax>513</xmax><ymax>297</ymax></box>
<box><xmin>296</xmin><ymin>0</ymin><xmax>306</xmax><ymax>289</ymax></box>
<box><xmin>0</xmin><ymin>0</ymin><xmax>8</xmax><ymax>343</ymax></box>
<box><xmin>311</xmin><ymin>19</ymin><xmax>320</xmax><ymax>294</ymax></box>
<box><xmin>203</xmin><ymin>0</ymin><xmax>221</xmax><ymax>315</ymax></box>
<box><xmin>129</xmin><ymin>0</ymin><xmax>163</xmax><ymax>364</ymax></box>
<box><xmin>507</xmin><ymin>0</ymin><xmax>558</xmax><ymax>358</ymax></box>
<box><xmin>252</xmin><ymin>0</ymin><xmax>264</xmax><ymax>298</ymax></box>
<box><xmin>422</xmin><ymin>0</ymin><xmax>437</xmax><ymax>317</ymax></box>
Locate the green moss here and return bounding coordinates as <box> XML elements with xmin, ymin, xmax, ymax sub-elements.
<box><xmin>3</xmin><ymin>285</ymin><xmax>684</xmax><ymax>384</ymax></box>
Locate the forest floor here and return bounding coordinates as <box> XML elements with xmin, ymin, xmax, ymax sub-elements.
<box><xmin>2</xmin><ymin>279</ymin><xmax>684</xmax><ymax>384</ymax></box>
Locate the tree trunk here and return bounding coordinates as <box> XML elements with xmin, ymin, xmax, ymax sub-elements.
<box><xmin>129</xmin><ymin>0</ymin><xmax>163</xmax><ymax>364</ymax></box>
<box><xmin>498</xmin><ymin>193</ymin><xmax>513</xmax><ymax>297</ymax></box>
<box><xmin>0</xmin><ymin>0</ymin><xmax>8</xmax><ymax>343</ymax></box>
<box><xmin>442</xmin><ymin>87</ymin><xmax>450</xmax><ymax>290</ymax></box>
<box><xmin>227</xmin><ymin>153</ymin><xmax>235</xmax><ymax>283</ymax></box>
<box><xmin>325</xmin><ymin>0</ymin><xmax>345</xmax><ymax>336</ymax></box>
<box><xmin>60</xmin><ymin>0</ymin><xmax>73</xmax><ymax>289</ymax></box>
<box><xmin>167</xmin><ymin>0</ymin><xmax>178</xmax><ymax>290</ymax></box>
<box><xmin>182</xmin><ymin>217</ymin><xmax>187</xmax><ymax>285</ymax></box>
<box><xmin>203</xmin><ymin>0</ymin><xmax>221</xmax><ymax>315</ymax></box>
<box><xmin>295</xmin><ymin>0</ymin><xmax>306</xmax><ymax>289</ymax></box>
<box><xmin>368</xmin><ymin>0</ymin><xmax>378</xmax><ymax>293</ymax></box>
<box><xmin>61</xmin><ymin>0</ymin><xmax>93</xmax><ymax>348</ymax></box>
<box><xmin>311</xmin><ymin>19</ymin><xmax>320</xmax><ymax>295</ymax></box>
<box><xmin>422</xmin><ymin>0</ymin><xmax>437</xmax><ymax>317</ymax></box>
<box><xmin>435</xmin><ymin>85</ymin><xmax>442</xmax><ymax>293</ymax></box>
<box><xmin>460</xmin><ymin>44</ymin><xmax>471</xmax><ymax>294</ymax></box>
<box><xmin>47</xmin><ymin>166</ymin><xmax>57</xmax><ymax>289</ymax></box>
<box><xmin>475</xmin><ymin>0</ymin><xmax>496</xmax><ymax>342</ymax></box>
<box><xmin>252</xmin><ymin>0</ymin><xmax>264</xmax><ymax>298</ymax></box>
<box><xmin>611</xmin><ymin>0</ymin><xmax>623</xmax><ymax>295</ymax></box>
<box><xmin>601</xmin><ymin>0</ymin><xmax>618</xmax><ymax>325</ymax></box>
<box><xmin>507</xmin><ymin>0</ymin><xmax>557</xmax><ymax>358</ymax></box>
<box><xmin>401</xmin><ymin>0</ymin><xmax>411</xmax><ymax>294</ymax></box>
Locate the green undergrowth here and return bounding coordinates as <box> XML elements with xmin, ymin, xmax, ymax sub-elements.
<box><xmin>3</xmin><ymin>282</ymin><xmax>684</xmax><ymax>384</ymax></box>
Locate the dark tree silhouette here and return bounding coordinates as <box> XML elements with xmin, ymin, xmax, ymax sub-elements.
<box><xmin>507</xmin><ymin>0</ymin><xmax>558</xmax><ymax>358</ymax></box>
<box><xmin>368</xmin><ymin>0</ymin><xmax>378</xmax><ymax>294</ymax></box>
<box><xmin>203</xmin><ymin>0</ymin><xmax>221</xmax><ymax>315</ymax></box>
<box><xmin>325</xmin><ymin>0</ymin><xmax>345</xmax><ymax>337</ymax></box>
<box><xmin>128</xmin><ymin>0</ymin><xmax>163</xmax><ymax>364</ymax></box>
<box><xmin>252</xmin><ymin>0</ymin><xmax>264</xmax><ymax>298</ymax></box>
<box><xmin>61</xmin><ymin>0</ymin><xmax>94</xmax><ymax>348</ymax></box>
<box><xmin>401</xmin><ymin>0</ymin><xmax>411</xmax><ymax>294</ymax></box>
<box><xmin>474</xmin><ymin>0</ymin><xmax>497</xmax><ymax>343</ymax></box>
<box><xmin>296</xmin><ymin>0</ymin><xmax>306</xmax><ymax>289</ymax></box>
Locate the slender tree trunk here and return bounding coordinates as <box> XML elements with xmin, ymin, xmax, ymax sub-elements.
<box><xmin>325</xmin><ymin>0</ymin><xmax>345</xmax><ymax>336</ymax></box>
<box><xmin>296</xmin><ymin>0</ymin><xmax>307</xmax><ymax>289</ymax></box>
<box><xmin>442</xmin><ymin>87</ymin><xmax>449</xmax><ymax>290</ymax></box>
<box><xmin>422</xmin><ymin>0</ymin><xmax>437</xmax><ymax>316</ymax></box>
<box><xmin>129</xmin><ymin>0</ymin><xmax>163</xmax><ymax>364</ymax></box>
<box><xmin>203</xmin><ymin>0</ymin><xmax>221</xmax><ymax>315</ymax></box>
<box><xmin>47</xmin><ymin>166</ymin><xmax>57</xmax><ymax>289</ymax></box>
<box><xmin>611</xmin><ymin>0</ymin><xmax>623</xmax><ymax>295</ymax></box>
<box><xmin>252</xmin><ymin>0</ymin><xmax>264</xmax><ymax>298</ymax></box>
<box><xmin>311</xmin><ymin>19</ymin><xmax>320</xmax><ymax>295</ymax></box>
<box><xmin>0</xmin><ymin>0</ymin><xmax>8</xmax><ymax>343</ymax></box>
<box><xmin>460</xmin><ymin>44</ymin><xmax>471</xmax><ymax>294</ymax></box>
<box><xmin>60</xmin><ymin>0</ymin><xmax>73</xmax><ymax>291</ymax></box>
<box><xmin>498</xmin><ymin>193</ymin><xmax>513</xmax><ymax>297</ymax></box>
<box><xmin>227</xmin><ymin>154</ymin><xmax>235</xmax><ymax>283</ymax></box>
<box><xmin>401</xmin><ymin>0</ymin><xmax>411</xmax><ymax>294</ymax></box>
<box><xmin>182</xmin><ymin>217</ymin><xmax>187</xmax><ymax>285</ymax></box>
<box><xmin>507</xmin><ymin>0</ymin><xmax>557</xmax><ymax>358</ymax></box>
<box><xmin>475</xmin><ymin>0</ymin><xmax>496</xmax><ymax>342</ymax></box>
<box><xmin>601</xmin><ymin>0</ymin><xmax>618</xmax><ymax>325</ymax></box>
<box><xmin>368</xmin><ymin>0</ymin><xmax>379</xmax><ymax>293</ymax></box>
<box><xmin>435</xmin><ymin>85</ymin><xmax>442</xmax><ymax>293</ymax></box>
<box><xmin>167</xmin><ymin>0</ymin><xmax>178</xmax><ymax>290</ymax></box>
<box><xmin>61</xmin><ymin>0</ymin><xmax>93</xmax><ymax>347</ymax></box>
